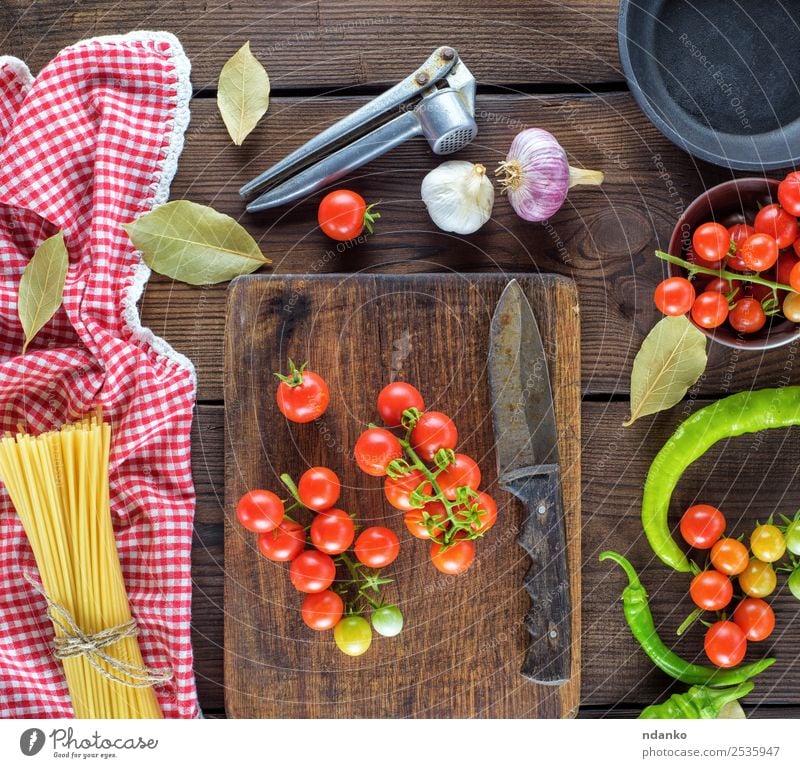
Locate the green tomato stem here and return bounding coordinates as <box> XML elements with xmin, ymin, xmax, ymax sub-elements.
<box><xmin>655</xmin><ymin>250</ymin><xmax>794</xmax><ymax>292</ymax></box>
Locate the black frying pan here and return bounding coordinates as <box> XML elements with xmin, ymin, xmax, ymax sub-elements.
<box><xmin>618</xmin><ymin>0</ymin><xmax>800</xmax><ymax>170</ymax></box>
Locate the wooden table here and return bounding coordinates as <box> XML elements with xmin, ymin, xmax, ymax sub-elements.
<box><xmin>7</xmin><ymin>1</ymin><xmax>800</xmax><ymax>718</ymax></box>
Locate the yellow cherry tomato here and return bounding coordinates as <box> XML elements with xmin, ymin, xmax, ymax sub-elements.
<box><xmin>750</xmin><ymin>524</ymin><xmax>786</xmax><ymax>563</ymax></box>
<box><xmin>739</xmin><ymin>558</ymin><xmax>777</xmax><ymax>598</ymax></box>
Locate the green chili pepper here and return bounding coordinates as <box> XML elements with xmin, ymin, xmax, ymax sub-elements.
<box><xmin>639</xmin><ymin>682</ymin><xmax>753</xmax><ymax>719</ymax></box>
<box><xmin>641</xmin><ymin>387</ymin><xmax>800</xmax><ymax>573</ymax></box>
<box><xmin>600</xmin><ymin>551</ymin><xmax>775</xmax><ymax>686</ymax></box>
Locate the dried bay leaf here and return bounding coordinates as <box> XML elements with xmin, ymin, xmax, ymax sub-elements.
<box><xmin>123</xmin><ymin>200</ymin><xmax>270</xmax><ymax>286</ymax></box>
<box><xmin>624</xmin><ymin>315</ymin><xmax>707</xmax><ymax>427</ymax></box>
<box><xmin>217</xmin><ymin>41</ymin><xmax>270</xmax><ymax>146</ymax></box>
<box><xmin>19</xmin><ymin>230</ymin><xmax>68</xmax><ymax>353</ymax></box>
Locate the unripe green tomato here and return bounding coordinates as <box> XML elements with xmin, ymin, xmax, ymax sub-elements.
<box><xmin>333</xmin><ymin>616</ymin><xmax>372</xmax><ymax>656</ymax></box>
<box><xmin>371</xmin><ymin>605</ymin><xmax>404</xmax><ymax>637</ymax></box>
<box><xmin>785</xmin><ymin>521</ymin><xmax>800</xmax><ymax>557</ymax></box>
<box><xmin>750</xmin><ymin>524</ymin><xmax>786</xmax><ymax>563</ymax></box>
<box><xmin>789</xmin><ymin>567</ymin><xmax>800</xmax><ymax>601</ymax></box>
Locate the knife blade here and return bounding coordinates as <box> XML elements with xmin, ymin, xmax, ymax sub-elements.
<box><xmin>488</xmin><ymin>279</ymin><xmax>571</xmax><ymax>685</ymax></box>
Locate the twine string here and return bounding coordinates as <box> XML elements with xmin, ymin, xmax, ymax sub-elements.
<box><xmin>25</xmin><ymin>573</ymin><xmax>172</xmax><ymax>688</ymax></box>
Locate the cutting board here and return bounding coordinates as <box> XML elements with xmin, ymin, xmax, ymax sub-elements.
<box><xmin>223</xmin><ymin>273</ymin><xmax>581</xmax><ymax>718</ymax></box>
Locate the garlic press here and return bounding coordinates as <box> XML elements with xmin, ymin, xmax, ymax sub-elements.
<box><xmin>239</xmin><ymin>46</ymin><xmax>477</xmax><ymax>211</ymax></box>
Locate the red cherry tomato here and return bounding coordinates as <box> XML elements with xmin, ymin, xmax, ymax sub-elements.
<box><xmin>458</xmin><ymin>491</ymin><xmax>498</xmax><ymax>534</ymax></box>
<box><xmin>298</xmin><ymin>467</ymin><xmax>341</xmax><ymax>511</ymax></box>
<box><xmin>430</xmin><ymin>538</ymin><xmax>475</xmax><ymax>575</ymax></box>
<box><xmin>778</xmin><ymin>171</ymin><xmax>800</xmax><ymax>216</ymax></box>
<box><xmin>705</xmin><ymin>276</ymin><xmax>742</xmax><ymax>301</ymax></box>
<box><xmin>384</xmin><ymin>469</ymin><xmax>432</xmax><ymax>511</ymax></box>
<box><xmin>690</xmin><ymin>570</ymin><xmax>733</xmax><ymax>611</ymax></box>
<box><xmin>410</xmin><ymin>411</ymin><xmax>459</xmax><ymax>462</ymax></box>
<box><xmin>275</xmin><ymin>363</ymin><xmax>330</xmax><ymax>423</ymax></box>
<box><xmin>686</xmin><ymin>246</ymin><xmax>724</xmax><ymax>270</ymax></box>
<box><xmin>404</xmin><ymin>500</ymin><xmax>448</xmax><ymax>540</ymax></box>
<box><xmin>318</xmin><ymin>189</ymin><xmax>378</xmax><ymax>241</ymax></box>
<box><xmin>691</xmin><ymin>291</ymin><xmax>729</xmax><ymax>329</ymax></box>
<box><xmin>732</xmin><ymin>598</ymin><xmax>775</xmax><ymax>642</ymax></box>
<box><xmin>739</xmin><ymin>233</ymin><xmax>779</xmax><ymax>271</ymax></box>
<box><xmin>301</xmin><ymin>590</ymin><xmax>344</xmax><ymax>631</ymax></box>
<box><xmin>775</xmin><ymin>250</ymin><xmax>799</xmax><ymax>287</ymax></box>
<box><xmin>257</xmin><ymin>520</ymin><xmax>306</xmax><ymax>562</ymax></box>
<box><xmin>289</xmin><ymin>550</ymin><xmax>337</xmax><ymax>593</ymax></box>
<box><xmin>354</xmin><ymin>427</ymin><xmax>403</xmax><ymax>477</ymax></box>
<box><xmin>754</xmin><ymin>203</ymin><xmax>800</xmax><ymax>249</ymax></box>
<box><xmin>436</xmin><ymin>454</ymin><xmax>482</xmax><ymax>501</ymax></box>
<box><xmin>693</xmin><ymin>222</ymin><xmax>731</xmax><ymax>263</ymax></box>
<box><xmin>377</xmin><ymin>382</ymin><xmax>425</xmax><ymax>427</ymax></box>
<box><xmin>793</xmin><ymin>237</ymin><xmax>800</xmax><ymax>259</ymax></box>
<box><xmin>710</xmin><ymin>538</ymin><xmax>750</xmax><ymax>576</ymax></box>
<box><xmin>790</xmin><ymin>260</ymin><xmax>800</xmax><ymax>292</ymax></box>
<box><xmin>310</xmin><ymin>509</ymin><xmax>355</xmax><ymax>555</ymax></box>
<box><xmin>653</xmin><ymin>277</ymin><xmax>695</xmax><ymax>316</ymax></box>
<box><xmin>729</xmin><ymin>298</ymin><xmax>766</xmax><ymax>334</ymax></box>
<box><xmin>704</xmin><ymin>620</ymin><xmax>747</xmax><ymax>668</ymax></box>
<box><xmin>354</xmin><ymin>526</ymin><xmax>400</xmax><ymax>568</ymax></box>
<box><xmin>680</xmin><ymin>504</ymin><xmax>726</xmax><ymax>549</ymax></box>
<box><xmin>236</xmin><ymin>490</ymin><xmax>285</xmax><ymax>533</ymax></box>
<box><xmin>727</xmin><ymin>223</ymin><xmax>756</xmax><ymax>271</ymax></box>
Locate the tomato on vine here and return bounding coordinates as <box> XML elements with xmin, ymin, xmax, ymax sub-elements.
<box><xmin>754</xmin><ymin>203</ymin><xmax>800</xmax><ymax>248</ymax></box>
<box><xmin>739</xmin><ymin>559</ymin><xmax>777</xmax><ymax>598</ymax></box>
<box><xmin>461</xmin><ymin>491</ymin><xmax>498</xmax><ymax>534</ymax></box>
<box><xmin>680</xmin><ymin>504</ymin><xmax>725</xmax><ymax>549</ymax></box>
<box><xmin>371</xmin><ymin>605</ymin><xmax>404</xmax><ymax>637</ymax></box>
<box><xmin>377</xmin><ymin>382</ymin><xmax>425</xmax><ymax>427</ymax></box>
<box><xmin>257</xmin><ymin>520</ymin><xmax>306</xmax><ymax>562</ymax></box>
<box><xmin>704</xmin><ymin>620</ymin><xmax>747</xmax><ymax>668</ymax></box>
<box><xmin>334</xmin><ymin>615</ymin><xmax>372</xmax><ymax>656</ymax></box>
<box><xmin>410</xmin><ymin>411</ymin><xmax>458</xmax><ymax>462</ymax></box>
<box><xmin>727</xmin><ymin>223</ymin><xmax>756</xmax><ymax>271</ymax></box>
<box><xmin>778</xmin><ymin>171</ymin><xmax>800</xmax><ymax>216</ymax></box>
<box><xmin>275</xmin><ymin>360</ymin><xmax>330</xmax><ymax>423</ymax></box>
<box><xmin>739</xmin><ymin>232</ymin><xmax>779</xmax><ymax>271</ymax></box>
<box><xmin>384</xmin><ymin>468</ymin><xmax>431</xmax><ymax>511</ymax></box>
<box><xmin>354</xmin><ymin>427</ymin><xmax>403</xmax><ymax>476</ymax></box>
<box><xmin>729</xmin><ymin>298</ymin><xmax>766</xmax><ymax>334</ymax></box>
<box><xmin>690</xmin><ymin>570</ymin><xmax>733</xmax><ymax>611</ymax></box>
<box><xmin>318</xmin><ymin>189</ymin><xmax>379</xmax><ymax>241</ymax></box>
<box><xmin>692</xmin><ymin>222</ymin><xmax>731</xmax><ymax>263</ymax></box>
<box><xmin>289</xmin><ymin>550</ymin><xmax>337</xmax><ymax>593</ymax></box>
<box><xmin>354</xmin><ymin>526</ymin><xmax>400</xmax><ymax>568</ymax></box>
<box><xmin>653</xmin><ymin>277</ymin><xmax>695</xmax><ymax>316</ymax></box>
<box><xmin>732</xmin><ymin>598</ymin><xmax>775</xmax><ymax>642</ymax></box>
<box><xmin>298</xmin><ymin>466</ymin><xmax>341</xmax><ymax>511</ymax></box>
<box><xmin>785</xmin><ymin>518</ymin><xmax>800</xmax><ymax>556</ymax></box>
<box><xmin>430</xmin><ymin>537</ymin><xmax>475</xmax><ymax>574</ymax></box>
<box><xmin>310</xmin><ymin>508</ymin><xmax>355</xmax><ymax>555</ymax></box>
<box><xmin>691</xmin><ymin>291</ymin><xmax>729</xmax><ymax>329</ymax></box>
<box><xmin>710</xmin><ymin>537</ymin><xmax>749</xmax><ymax>576</ymax></box>
<box><xmin>301</xmin><ymin>590</ymin><xmax>344</xmax><ymax>631</ymax></box>
<box><xmin>437</xmin><ymin>454</ymin><xmax>481</xmax><ymax>501</ymax></box>
<box><xmin>404</xmin><ymin>501</ymin><xmax>448</xmax><ymax>540</ymax></box>
<box><xmin>750</xmin><ymin>523</ymin><xmax>786</xmax><ymax>563</ymax></box>
<box><xmin>236</xmin><ymin>489</ymin><xmax>285</xmax><ymax>533</ymax></box>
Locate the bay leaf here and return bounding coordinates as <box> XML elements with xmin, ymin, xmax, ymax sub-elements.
<box><xmin>18</xmin><ymin>230</ymin><xmax>68</xmax><ymax>353</ymax></box>
<box><xmin>123</xmin><ymin>200</ymin><xmax>271</xmax><ymax>286</ymax></box>
<box><xmin>624</xmin><ymin>315</ymin><xmax>707</xmax><ymax>427</ymax></box>
<box><xmin>217</xmin><ymin>41</ymin><xmax>270</xmax><ymax>146</ymax></box>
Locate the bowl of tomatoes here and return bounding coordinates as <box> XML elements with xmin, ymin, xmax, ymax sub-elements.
<box><xmin>662</xmin><ymin>175</ymin><xmax>800</xmax><ymax>349</ymax></box>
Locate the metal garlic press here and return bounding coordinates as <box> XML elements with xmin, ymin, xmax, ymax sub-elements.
<box><xmin>239</xmin><ymin>46</ymin><xmax>477</xmax><ymax>211</ymax></box>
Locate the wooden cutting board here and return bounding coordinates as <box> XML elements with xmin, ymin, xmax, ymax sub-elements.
<box><xmin>223</xmin><ymin>273</ymin><xmax>581</xmax><ymax>718</ymax></box>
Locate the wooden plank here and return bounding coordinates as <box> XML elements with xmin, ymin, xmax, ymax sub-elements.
<box><xmin>139</xmin><ymin>95</ymin><xmax>799</xmax><ymax>402</ymax></box>
<box><xmin>1</xmin><ymin>1</ymin><xmax>621</xmax><ymax>89</ymax></box>
<box><xmin>191</xmin><ymin>399</ymin><xmax>800</xmax><ymax>711</ymax></box>
<box><xmin>222</xmin><ymin>273</ymin><xmax>581</xmax><ymax>718</ymax></box>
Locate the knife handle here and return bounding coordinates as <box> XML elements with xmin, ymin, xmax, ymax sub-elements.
<box><xmin>500</xmin><ymin>464</ymin><xmax>571</xmax><ymax>685</ymax></box>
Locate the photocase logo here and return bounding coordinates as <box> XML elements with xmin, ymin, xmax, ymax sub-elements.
<box><xmin>19</xmin><ymin>728</ymin><xmax>45</xmax><ymax>756</ymax></box>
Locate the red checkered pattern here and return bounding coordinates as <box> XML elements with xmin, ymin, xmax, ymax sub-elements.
<box><xmin>0</xmin><ymin>33</ymin><xmax>198</xmax><ymax>718</ymax></box>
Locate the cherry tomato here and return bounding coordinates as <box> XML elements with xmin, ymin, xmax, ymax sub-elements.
<box><xmin>705</xmin><ymin>276</ymin><xmax>742</xmax><ymax>301</ymax></box>
<box><xmin>754</xmin><ymin>203</ymin><xmax>800</xmax><ymax>249</ymax></box>
<box><xmin>298</xmin><ymin>467</ymin><xmax>341</xmax><ymax>511</ymax></box>
<box><xmin>377</xmin><ymin>382</ymin><xmax>425</xmax><ymax>427</ymax></box>
<box><xmin>739</xmin><ymin>233</ymin><xmax>779</xmax><ymax>271</ymax></box>
<box><xmin>257</xmin><ymin>520</ymin><xmax>306</xmax><ymax>562</ymax></box>
<box><xmin>466</xmin><ymin>491</ymin><xmax>498</xmax><ymax>534</ymax></box>
<box><xmin>236</xmin><ymin>489</ymin><xmax>285</xmax><ymax>533</ymax></box>
<box><xmin>704</xmin><ymin>620</ymin><xmax>747</xmax><ymax>668</ymax></box>
<box><xmin>785</xmin><ymin>520</ymin><xmax>800</xmax><ymax>556</ymax></box>
<box><xmin>690</xmin><ymin>570</ymin><xmax>733</xmax><ymax>611</ymax></box>
<box><xmin>794</xmin><ymin>237</ymin><xmax>800</xmax><ymax>259</ymax></box>
<box><xmin>301</xmin><ymin>590</ymin><xmax>344</xmax><ymax>631</ymax></box>
<box><xmin>680</xmin><ymin>504</ymin><xmax>726</xmax><ymax>549</ymax></box>
<box><xmin>384</xmin><ymin>468</ymin><xmax>432</xmax><ymax>511</ymax></box>
<box><xmin>410</xmin><ymin>411</ymin><xmax>458</xmax><ymax>462</ymax></box>
<box><xmin>431</xmin><ymin>538</ymin><xmax>475</xmax><ymax>575</ymax></box>
<box><xmin>318</xmin><ymin>189</ymin><xmax>378</xmax><ymax>241</ymax></box>
<box><xmin>687</xmin><ymin>246</ymin><xmax>724</xmax><ymax>270</ymax></box>
<box><xmin>275</xmin><ymin>363</ymin><xmax>330</xmax><ymax>423</ymax></box>
<box><xmin>289</xmin><ymin>550</ymin><xmax>337</xmax><ymax>593</ymax></box>
<box><xmin>354</xmin><ymin>427</ymin><xmax>403</xmax><ymax>477</ymax></box>
<box><xmin>732</xmin><ymin>598</ymin><xmax>775</xmax><ymax>642</ymax></box>
<box><xmin>750</xmin><ymin>523</ymin><xmax>786</xmax><ymax>563</ymax></box>
<box><xmin>710</xmin><ymin>538</ymin><xmax>749</xmax><ymax>576</ymax></box>
<box><xmin>310</xmin><ymin>508</ymin><xmax>355</xmax><ymax>555</ymax></box>
<box><xmin>404</xmin><ymin>500</ymin><xmax>448</xmax><ymax>540</ymax></box>
<box><xmin>371</xmin><ymin>605</ymin><xmax>404</xmax><ymax>637</ymax></box>
<box><xmin>783</xmin><ymin>292</ymin><xmax>800</xmax><ymax>322</ymax></box>
<box><xmin>729</xmin><ymin>298</ymin><xmax>766</xmax><ymax>334</ymax></box>
<box><xmin>693</xmin><ymin>222</ymin><xmax>731</xmax><ymax>263</ymax></box>
<box><xmin>739</xmin><ymin>559</ymin><xmax>777</xmax><ymax>598</ymax></box>
<box><xmin>437</xmin><ymin>454</ymin><xmax>481</xmax><ymax>501</ymax></box>
<box><xmin>334</xmin><ymin>615</ymin><xmax>372</xmax><ymax>656</ymax></box>
<box><xmin>691</xmin><ymin>291</ymin><xmax>729</xmax><ymax>329</ymax></box>
<box><xmin>654</xmin><ymin>277</ymin><xmax>695</xmax><ymax>316</ymax></box>
<box><xmin>354</xmin><ymin>526</ymin><xmax>400</xmax><ymax>568</ymax></box>
<box><xmin>789</xmin><ymin>567</ymin><xmax>800</xmax><ymax>601</ymax></box>
<box><xmin>778</xmin><ymin>171</ymin><xmax>800</xmax><ymax>216</ymax></box>
<box><xmin>727</xmin><ymin>223</ymin><xmax>756</xmax><ymax>271</ymax></box>
<box><xmin>789</xmin><ymin>261</ymin><xmax>800</xmax><ymax>293</ymax></box>
<box><xmin>776</xmin><ymin>251</ymin><xmax>799</xmax><ymax>287</ymax></box>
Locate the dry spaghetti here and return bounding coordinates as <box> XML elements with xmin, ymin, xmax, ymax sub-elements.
<box><xmin>0</xmin><ymin>413</ymin><xmax>167</xmax><ymax>718</ymax></box>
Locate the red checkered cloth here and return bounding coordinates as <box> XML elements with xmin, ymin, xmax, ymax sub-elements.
<box><xmin>0</xmin><ymin>32</ymin><xmax>198</xmax><ymax>718</ymax></box>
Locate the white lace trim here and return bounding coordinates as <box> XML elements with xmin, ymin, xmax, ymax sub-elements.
<box><xmin>0</xmin><ymin>55</ymin><xmax>33</xmax><ymax>92</ymax></box>
<box><xmin>69</xmin><ymin>31</ymin><xmax>197</xmax><ymax>390</ymax></box>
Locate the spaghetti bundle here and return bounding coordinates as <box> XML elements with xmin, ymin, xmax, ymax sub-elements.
<box><xmin>0</xmin><ymin>414</ymin><xmax>166</xmax><ymax>718</ymax></box>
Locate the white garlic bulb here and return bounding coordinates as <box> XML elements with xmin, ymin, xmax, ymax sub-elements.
<box><xmin>420</xmin><ymin>160</ymin><xmax>495</xmax><ymax>235</ymax></box>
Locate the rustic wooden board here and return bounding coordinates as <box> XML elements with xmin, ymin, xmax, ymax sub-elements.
<box><xmin>2</xmin><ymin>1</ymin><xmax>621</xmax><ymax>88</ymax></box>
<box><xmin>222</xmin><ymin>273</ymin><xmax>581</xmax><ymax>718</ymax></box>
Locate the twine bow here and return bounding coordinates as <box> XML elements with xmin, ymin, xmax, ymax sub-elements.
<box><xmin>25</xmin><ymin>573</ymin><xmax>172</xmax><ymax>688</ymax></box>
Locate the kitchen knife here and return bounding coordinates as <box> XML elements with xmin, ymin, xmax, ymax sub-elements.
<box><xmin>488</xmin><ymin>279</ymin><xmax>571</xmax><ymax>685</ymax></box>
